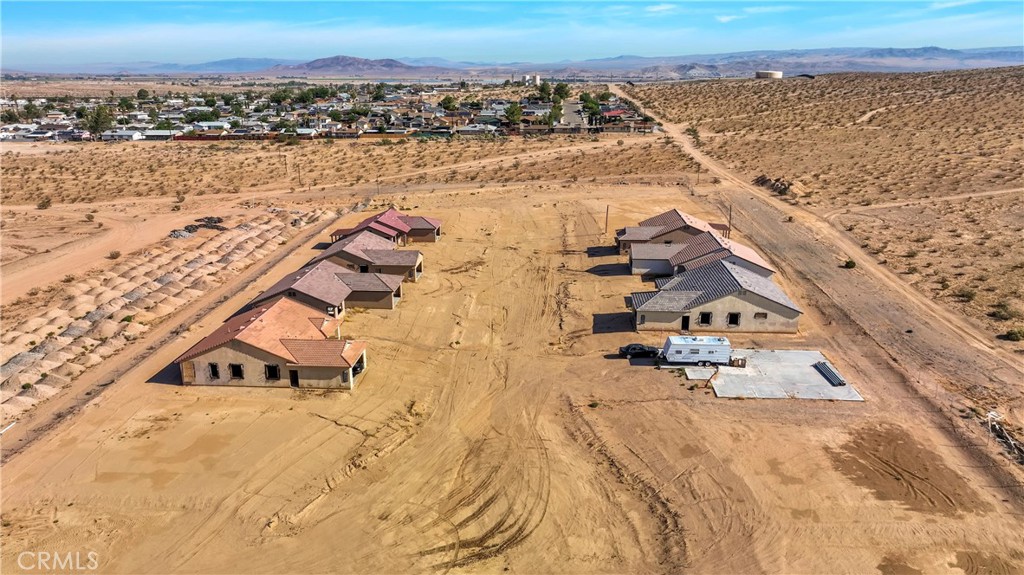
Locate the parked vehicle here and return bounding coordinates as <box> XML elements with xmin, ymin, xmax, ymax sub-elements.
<box><xmin>618</xmin><ymin>343</ymin><xmax>660</xmax><ymax>359</ymax></box>
<box><xmin>660</xmin><ymin>335</ymin><xmax>732</xmax><ymax>366</ymax></box>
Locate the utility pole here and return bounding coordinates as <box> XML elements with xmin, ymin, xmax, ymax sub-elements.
<box><xmin>605</xmin><ymin>204</ymin><xmax>610</xmax><ymax>235</ymax></box>
<box><xmin>727</xmin><ymin>204</ymin><xmax>733</xmax><ymax>239</ymax></box>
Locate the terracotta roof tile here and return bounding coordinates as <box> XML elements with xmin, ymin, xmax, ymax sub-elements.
<box><xmin>176</xmin><ymin>298</ymin><xmax>332</xmax><ymax>363</ymax></box>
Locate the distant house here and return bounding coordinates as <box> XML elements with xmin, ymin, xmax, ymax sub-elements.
<box><xmin>142</xmin><ymin>129</ymin><xmax>181</xmax><ymax>141</ymax></box>
<box><xmin>101</xmin><ymin>130</ymin><xmax>143</xmax><ymax>141</ymax></box>
<box><xmin>630</xmin><ymin>260</ymin><xmax>801</xmax><ymax>333</ymax></box>
<box><xmin>174</xmin><ymin>298</ymin><xmax>368</xmax><ymax>390</ymax></box>
<box><xmin>251</xmin><ymin>259</ymin><xmax>405</xmax><ymax>312</ymax></box>
<box><xmin>398</xmin><ymin>213</ymin><xmax>442</xmax><ymax>243</ymax></box>
<box><xmin>330</xmin><ymin>208</ymin><xmax>442</xmax><ymax>244</ymax></box>
<box><xmin>615</xmin><ymin>209</ymin><xmax>718</xmax><ymax>254</ymax></box>
<box><xmin>629</xmin><ymin>231</ymin><xmax>775</xmax><ymax>278</ymax></box>
<box><xmin>330</xmin><ymin>208</ymin><xmax>412</xmax><ymax>245</ymax></box>
<box><xmin>312</xmin><ymin>230</ymin><xmax>424</xmax><ymax>282</ymax></box>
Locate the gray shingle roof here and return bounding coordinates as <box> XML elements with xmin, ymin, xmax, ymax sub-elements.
<box><xmin>631</xmin><ymin>290</ymin><xmax>702</xmax><ymax>312</ymax></box>
<box><xmin>617</xmin><ymin>226</ymin><xmax>661</xmax><ymax>241</ymax></box>
<box><xmin>361</xmin><ymin>249</ymin><xmax>421</xmax><ymax>266</ymax></box>
<box><xmin>311</xmin><ymin>230</ymin><xmax>396</xmax><ymax>264</ymax></box>
<box><xmin>253</xmin><ymin>260</ymin><xmax>353</xmax><ymax>307</ymax></box>
<box><xmin>654</xmin><ymin>260</ymin><xmax>800</xmax><ymax>312</ymax></box>
<box><xmin>335</xmin><ymin>272</ymin><xmax>403</xmax><ymax>292</ymax></box>
<box><xmin>631</xmin><ymin>243</ymin><xmax>688</xmax><ymax>260</ymax></box>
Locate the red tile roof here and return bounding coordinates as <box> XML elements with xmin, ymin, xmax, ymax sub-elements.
<box><xmin>280</xmin><ymin>339</ymin><xmax>366</xmax><ymax>368</ymax></box>
<box><xmin>174</xmin><ymin>298</ymin><xmax>366</xmax><ymax>366</ymax></box>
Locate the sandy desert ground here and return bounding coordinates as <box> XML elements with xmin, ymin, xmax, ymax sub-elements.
<box><xmin>623</xmin><ymin>67</ymin><xmax>1024</xmax><ymax>339</ymax></box>
<box><xmin>2</xmin><ymin>74</ymin><xmax>1023</xmax><ymax>574</ymax></box>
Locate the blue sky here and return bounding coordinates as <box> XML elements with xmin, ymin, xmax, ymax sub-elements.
<box><xmin>2</xmin><ymin>1</ymin><xmax>1022</xmax><ymax>70</ymax></box>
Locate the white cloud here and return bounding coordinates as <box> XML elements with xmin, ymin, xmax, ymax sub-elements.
<box><xmin>715</xmin><ymin>15</ymin><xmax>742</xmax><ymax>23</ymax></box>
<box><xmin>929</xmin><ymin>0</ymin><xmax>980</xmax><ymax>9</ymax></box>
<box><xmin>743</xmin><ymin>6</ymin><xmax>796</xmax><ymax>15</ymax></box>
<box><xmin>646</xmin><ymin>4</ymin><xmax>677</xmax><ymax>13</ymax></box>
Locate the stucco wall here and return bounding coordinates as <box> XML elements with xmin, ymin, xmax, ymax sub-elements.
<box><xmin>635</xmin><ymin>292</ymin><xmax>800</xmax><ymax>333</ymax></box>
<box><xmin>635</xmin><ymin>310</ymin><xmax>683</xmax><ymax>331</ymax></box>
<box><xmin>180</xmin><ymin>340</ymin><xmax>354</xmax><ymax>389</ymax></box>
<box><xmin>407</xmin><ymin>229</ymin><xmax>439</xmax><ymax>242</ymax></box>
<box><xmin>630</xmin><ymin>258</ymin><xmax>674</xmax><ymax>277</ymax></box>
<box><xmin>347</xmin><ymin>290</ymin><xmax>396</xmax><ymax>309</ymax></box>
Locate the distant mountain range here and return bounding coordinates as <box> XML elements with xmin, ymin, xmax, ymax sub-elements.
<box><xmin>6</xmin><ymin>46</ymin><xmax>1021</xmax><ymax>78</ymax></box>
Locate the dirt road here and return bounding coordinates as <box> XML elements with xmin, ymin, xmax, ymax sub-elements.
<box><xmin>613</xmin><ymin>84</ymin><xmax>1023</xmax><ymax>395</ymax></box>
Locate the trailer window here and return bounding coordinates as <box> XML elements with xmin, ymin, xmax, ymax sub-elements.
<box><xmin>698</xmin><ymin>312</ymin><xmax>713</xmax><ymax>326</ymax></box>
<box><xmin>727</xmin><ymin>313</ymin><xmax>741</xmax><ymax>327</ymax></box>
<box><xmin>674</xmin><ymin>350</ymin><xmax>683</xmax><ymax>355</ymax></box>
<box><xmin>689</xmin><ymin>349</ymin><xmax>700</xmax><ymax>354</ymax></box>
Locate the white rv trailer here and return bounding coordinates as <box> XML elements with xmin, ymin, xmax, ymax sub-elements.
<box><xmin>660</xmin><ymin>335</ymin><xmax>732</xmax><ymax>366</ymax></box>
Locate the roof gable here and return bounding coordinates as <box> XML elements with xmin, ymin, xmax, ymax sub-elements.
<box><xmin>175</xmin><ymin>298</ymin><xmax>331</xmax><ymax>363</ymax></box>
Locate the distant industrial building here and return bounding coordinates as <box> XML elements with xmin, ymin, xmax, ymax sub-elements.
<box><xmin>755</xmin><ymin>70</ymin><xmax>784</xmax><ymax>79</ymax></box>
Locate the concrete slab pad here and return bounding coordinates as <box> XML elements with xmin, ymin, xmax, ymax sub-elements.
<box><xmin>683</xmin><ymin>367</ymin><xmax>717</xmax><ymax>380</ymax></box>
<box><xmin>712</xmin><ymin>349</ymin><xmax>863</xmax><ymax>401</ymax></box>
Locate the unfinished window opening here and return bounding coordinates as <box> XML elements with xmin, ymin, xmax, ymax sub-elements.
<box><xmin>639</xmin><ymin>314</ymin><xmax>646</xmax><ymax>324</ymax></box>
<box><xmin>754</xmin><ymin>312</ymin><xmax>768</xmax><ymax>320</ymax></box>
<box><xmin>228</xmin><ymin>363</ymin><xmax>244</xmax><ymax>379</ymax></box>
<box><xmin>359</xmin><ymin>265</ymin><xmax>369</xmax><ymax>273</ymax></box>
<box><xmin>727</xmin><ymin>313</ymin><xmax>741</xmax><ymax>327</ymax></box>
<box><xmin>698</xmin><ymin>312</ymin><xmax>713</xmax><ymax>326</ymax></box>
<box><xmin>265</xmin><ymin>364</ymin><xmax>281</xmax><ymax>380</ymax></box>
<box><xmin>208</xmin><ymin>363</ymin><xmax>220</xmax><ymax>379</ymax></box>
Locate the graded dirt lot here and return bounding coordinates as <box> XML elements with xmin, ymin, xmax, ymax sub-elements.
<box><xmin>2</xmin><ymin>183</ymin><xmax>1023</xmax><ymax>574</ymax></box>
<box><xmin>624</xmin><ymin>67</ymin><xmax>1024</xmax><ymax>339</ymax></box>
<box><xmin>2</xmin><ymin>75</ymin><xmax>1024</xmax><ymax>574</ymax></box>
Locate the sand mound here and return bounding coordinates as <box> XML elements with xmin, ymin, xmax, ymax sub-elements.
<box><xmin>72</xmin><ymin>353</ymin><xmax>103</xmax><ymax>368</ymax></box>
<box><xmin>68</xmin><ymin>302</ymin><xmax>95</xmax><ymax>319</ymax></box>
<box><xmin>19</xmin><ymin>317</ymin><xmax>48</xmax><ymax>332</ymax></box>
<box><xmin>43</xmin><ymin>308</ymin><xmax>69</xmax><ymax>320</ymax></box>
<box><xmin>52</xmin><ymin>362</ymin><xmax>87</xmax><ymax>380</ymax></box>
<box><xmin>90</xmin><ymin>319</ymin><xmax>122</xmax><ymax>339</ymax></box>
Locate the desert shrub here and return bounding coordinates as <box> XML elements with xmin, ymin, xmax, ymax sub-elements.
<box><xmin>989</xmin><ymin>301</ymin><xmax>1021</xmax><ymax>321</ymax></box>
<box><xmin>107</xmin><ymin>250</ymin><xmax>121</xmax><ymax>259</ymax></box>
<box><xmin>843</xmin><ymin>259</ymin><xmax>857</xmax><ymax>269</ymax></box>
<box><xmin>36</xmin><ymin>196</ymin><xmax>52</xmax><ymax>209</ymax></box>
<box><xmin>84</xmin><ymin>213</ymin><xmax>94</xmax><ymax>222</ymax></box>
<box><xmin>1003</xmin><ymin>328</ymin><xmax>1024</xmax><ymax>342</ymax></box>
<box><xmin>953</xmin><ymin>288</ymin><xmax>976</xmax><ymax>302</ymax></box>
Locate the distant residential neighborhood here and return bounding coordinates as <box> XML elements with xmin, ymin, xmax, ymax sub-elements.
<box><xmin>0</xmin><ymin>80</ymin><xmax>657</xmax><ymax>142</ymax></box>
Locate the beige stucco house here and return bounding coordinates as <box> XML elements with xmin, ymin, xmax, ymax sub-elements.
<box><xmin>629</xmin><ymin>231</ymin><xmax>776</xmax><ymax>278</ymax></box>
<box><xmin>615</xmin><ymin>209</ymin><xmax>718</xmax><ymax>255</ymax></box>
<box><xmin>251</xmin><ymin>259</ymin><xmax>405</xmax><ymax>313</ymax></box>
<box><xmin>312</xmin><ymin>230</ymin><xmax>424</xmax><ymax>282</ymax></box>
<box><xmin>630</xmin><ymin>260</ymin><xmax>800</xmax><ymax>333</ymax></box>
<box><xmin>174</xmin><ymin>298</ymin><xmax>368</xmax><ymax>390</ymax></box>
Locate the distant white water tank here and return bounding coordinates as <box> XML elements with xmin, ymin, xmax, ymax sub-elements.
<box><xmin>755</xmin><ymin>70</ymin><xmax>784</xmax><ymax>79</ymax></box>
